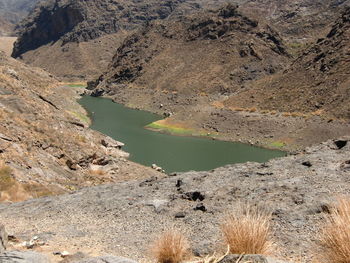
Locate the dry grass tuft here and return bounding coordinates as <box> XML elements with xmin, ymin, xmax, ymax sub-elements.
<box><xmin>318</xmin><ymin>197</ymin><xmax>350</xmax><ymax>263</ymax></box>
<box><xmin>221</xmin><ymin>205</ymin><xmax>274</xmax><ymax>255</ymax></box>
<box><xmin>151</xmin><ymin>228</ymin><xmax>191</xmax><ymax>263</ymax></box>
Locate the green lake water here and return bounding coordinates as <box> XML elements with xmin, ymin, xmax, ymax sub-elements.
<box><xmin>78</xmin><ymin>95</ymin><xmax>285</xmax><ymax>173</ymax></box>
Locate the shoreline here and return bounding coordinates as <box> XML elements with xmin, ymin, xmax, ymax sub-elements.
<box><xmin>82</xmin><ymin>91</ymin><xmax>290</xmax><ymax>154</ymax></box>
<box><xmin>86</xmin><ymin>87</ymin><xmax>350</xmax><ymax>153</ymax></box>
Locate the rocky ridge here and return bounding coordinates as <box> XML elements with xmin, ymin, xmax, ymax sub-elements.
<box><xmin>0</xmin><ymin>137</ymin><xmax>349</xmax><ymax>262</ymax></box>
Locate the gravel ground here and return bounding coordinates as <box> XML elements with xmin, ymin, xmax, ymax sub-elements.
<box><xmin>0</xmin><ymin>137</ymin><xmax>349</xmax><ymax>262</ymax></box>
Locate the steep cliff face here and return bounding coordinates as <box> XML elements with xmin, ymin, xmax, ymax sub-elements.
<box><xmin>225</xmin><ymin>7</ymin><xmax>350</xmax><ymax>120</ymax></box>
<box><xmin>90</xmin><ymin>4</ymin><xmax>290</xmax><ymax>97</ymax></box>
<box><xmin>13</xmin><ymin>1</ymin><xmax>84</xmax><ymax>56</ymax></box>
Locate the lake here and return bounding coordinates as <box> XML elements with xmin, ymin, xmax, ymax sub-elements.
<box><xmin>79</xmin><ymin>95</ymin><xmax>285</xmax><ymax>173</ymax></box>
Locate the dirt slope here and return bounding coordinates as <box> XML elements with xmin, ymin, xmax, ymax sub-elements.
<box><xmin>0</xmin><ymin>51</ymin><xmax>159</xmax><ymax>202</ymax></box>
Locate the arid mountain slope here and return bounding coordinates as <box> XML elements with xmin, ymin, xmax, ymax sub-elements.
<box><xmin>225</xmin><ymin>7</ymin><xmax>350</xmax><ymax>120</ymax></box>
<box><xmin>12</xmin><ymin>0</ymin><xmax>350</xmax><ymax>80</ymax></box>
<box><xmin>90</xmin><ymin>4</ymin><xmax>290</xmax><ymax>97</ymax></box>
<box><xmin>0</xmin><ymin>51</ymin><xmax>159</xmax><ymax>202</ymax></box>
<box><xmin>0</xmin><ymin>0</ymin><xmax>40</xmax><ymax>36</ymax></box>
<box><xmin>239</xmin><ymin>0</ymin><xmax>350</xmax><ymax>42</ymax></box>
<box><xmin>12</xmin><ymin>0</ymin><xmax>218</xmax><ymax>80</ymax></box>
<box><xmin>0</xmin><ymin>18</ymin><xmax>13</xmax><ymax>36</ymax></box>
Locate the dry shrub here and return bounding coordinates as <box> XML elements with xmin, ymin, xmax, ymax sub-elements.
<box><xmin>151</xmin><ymin>228</ymin><xmax>191</xmax><ymax>263</ymax></box>
<box><xmin>318</xmin><ymin>197</ymin><xmax>350</xmax><ymax>263</ymax></box>
<box><xmin>221</xmin><ymin>205</ymin><xmax>274</xmax><ymax>255</ymax></box>
<box><xmin>0</xmin><ymin>163</ymin><xmax>31</xmax><ymax>202</ymax></box>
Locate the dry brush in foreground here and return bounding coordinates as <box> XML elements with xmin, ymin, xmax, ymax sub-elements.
<box><xmin>151</xmin><ymin>228</ymin><xmax>191</xmax><ymax>263</ymax></box>
<box><xmin>221</xmin><ymin>205</ymin><xmax>275</xmax><ymax>255</ymax></box>
<box><xmin>318</xmin><ymin>197</ymin><xmax>350</xmax><ymax>263</ymax></box>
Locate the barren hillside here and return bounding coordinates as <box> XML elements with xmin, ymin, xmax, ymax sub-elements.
<box><xmin>12</xmin><ymin>0</ymin><xmax>221</xmax><ymax>80</ymax></box>
<box><xmin>225</xmin><ymin>7</ymin><xmax>350</xmax><ymax>120</ymax></box>
<box><xmin>90</xmin><ymin>4</ymin><xmax>290</xmax><ymax>97</ymax></box>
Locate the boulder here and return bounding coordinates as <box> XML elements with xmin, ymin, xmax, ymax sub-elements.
<box><xmin>101</xmin><ymin>137</ymin><xmax>125</xmax><ymax>149</ymax></box>
<box><xmin>0</xmin><ymin>251</ymin><xmax>50</xmax><ymax>263</ymax></box>
<box><xmin>74</xmin><ymin>256</ymin><xmax>138</xmax><ymax>263</ymax></box>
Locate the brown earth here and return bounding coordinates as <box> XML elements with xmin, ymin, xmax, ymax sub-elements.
<box><xmin>238</xmin><ymin>0</ymin><xmax>350</xmax><ymax>42</ymax></box>
<box><xmin>0</xmin><ymin>18</ymin><xmax>14</xmax><ymax>37</ymax></box>
<box><xmin>0</xmin><ymin>50</ymin><xmax>160</xmax><ymax>202</ymax></box>
<box><xmin>18</xmin><ymin>33</ymin><xmax>127</xmax><ymax>81</ymax></box>
<box><xmin>0</xmin><ymin>37</ymin><xmax>16</xmax><ymax>56</ymax></box>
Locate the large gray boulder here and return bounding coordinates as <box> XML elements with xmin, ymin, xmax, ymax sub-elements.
<box><xmin>0</xmin><ymin>251</ymin><xmax>50</xmax><ymax>263</ymax></box>
<box><xmin>74</xmin><ymin>256</ymin><xmax>138</xmax><ymax>263</ymax></box>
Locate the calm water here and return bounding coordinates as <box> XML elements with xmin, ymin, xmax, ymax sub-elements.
<box><xmin>79</xmin><ymin>96</ymin><xmax>285</xmax><ymax>173</ymax></box>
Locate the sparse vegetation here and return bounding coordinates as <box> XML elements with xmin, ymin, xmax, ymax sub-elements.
<box><xmin>221</xmin><ymin>205</ymin><xmax>275</xmax><ymax>255</ymax></box>
<box><xmin>151</xmin><ymin>229</ymin><xmax>191</xmax><ymax>263</ymax></box>
<box><xmin>0</xmin><ymin>164</ymin><xmax>14</xmax><ymax>191</ymax></box>
<box><xmin>318</xmin><ymin>197</ymin><xmax>350</xmax><ymax>263</ymax></box>
<box><xmin>67</xmin><ymin>110</ymin><xmax>91</xmax><ymax>125</ymax></box>
<box><xmin>146</xmin><ymin>120</ymin><xmax>200</xmax><ymax>136</ymax></box>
